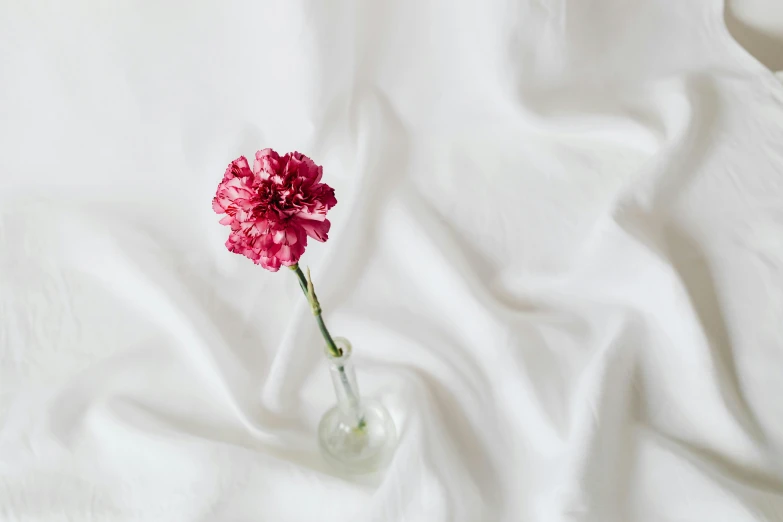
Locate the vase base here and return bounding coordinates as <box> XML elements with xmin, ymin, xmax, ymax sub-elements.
<box><xmin>318</xmin><ymin>399</ymin><xmax>397</xmax><ymax>474</ymax></box>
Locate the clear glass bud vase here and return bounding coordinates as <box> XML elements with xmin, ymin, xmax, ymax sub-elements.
<box><xmin>318</xmin><ymin>337</ymin><xmax>397</xmax><ymax>473</ymax></box>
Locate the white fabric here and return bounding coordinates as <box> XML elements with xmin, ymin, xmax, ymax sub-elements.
<box><xmin>2</xmin><ymin>1</ymin><xmax>783</xmax><ymax>521</ymax></box>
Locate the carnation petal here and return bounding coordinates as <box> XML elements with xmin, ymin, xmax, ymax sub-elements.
<box><xmin>297</xmin><ymin>218</ymin><xmax>331</xmax><ymax>242</ymax></box>
<box><xmin>260</xmin><ymin>255</ymin><xmax>281</xmax><ymax>271</ymax></box>
<box><xmin>254</xmin><ymin>148</ymin><xmax>280</xmax><ymax>179</ymax></box>
<box><xmin>226</xmin><ymin>156</ymin><xmax>253</xmax><ymax>179</ymax></box>
<box><xmin>212</xmin><ymin>198</ymin><xmax>225</xmax><ymax>214</ymax></box>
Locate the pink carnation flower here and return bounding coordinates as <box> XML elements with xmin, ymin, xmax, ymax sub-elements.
<box><xmin>213</xmin><ymin>149</ymin><xmax>337</xmax><ymax>271</ymax></box>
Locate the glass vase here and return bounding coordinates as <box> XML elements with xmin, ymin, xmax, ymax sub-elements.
<box><xmin>318</xmin><ymin>337</ymin><xmax>397</xmax><ymax>473</ymax></box>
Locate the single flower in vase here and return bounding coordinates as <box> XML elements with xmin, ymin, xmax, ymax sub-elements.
<box><xmin>213</xmin><ymin>149</ymin><xmax>396</xmax><ymax>473</ymax></box>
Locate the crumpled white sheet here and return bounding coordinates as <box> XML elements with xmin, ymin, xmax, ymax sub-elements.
<box><xmin>2</xmin><ymin>0</ymin><xmax>783</xmax><ymax>520</ymax></box>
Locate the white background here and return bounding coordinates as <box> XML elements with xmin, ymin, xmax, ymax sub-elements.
<box><xmin>726</xmin><ymin>0</ymin><xmax>783</xmax><ymax>71</ymax></box>
<box><xmin>2</xmin><ymin>1</ymin><xmax>783</xmax><ymax>521</ymax></box>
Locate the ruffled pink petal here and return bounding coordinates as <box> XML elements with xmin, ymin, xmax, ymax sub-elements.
<box><xmin>224</xmin><ymin>156</ymin><xmax>253</xmax><ymax>180</ymax></box>
<box><xmin>296</xmin><ymin>217</ymin><xmax>331</xmax><ymax>242</ymax></box>
<box><xmin>212</xmin><ymin>197</ymin><xmax>225</xmax><ymax>213</ymax></box>
<box><xmin>254</xmin><ymin>149</ymin><xmax>281</xmax><ymax>180</ymax></box>
<box><xmin>288</xmin><ymin>152</ymin><xmax>322</xmax><ymax>182</ymax></box>
<box><xmin>259</xmin><ymin>254</ymin><xmax>281</xmax><ymax>271</ymax></box>
<box><xmin>278</xmin><ymin>241</ymin><xmax>306</xmax><ymax>266</ymax></box>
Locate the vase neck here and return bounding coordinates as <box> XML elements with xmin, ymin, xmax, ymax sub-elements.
<box><xmin>325</xmin><ymin>338</ymin><xmax>363</xmax><ymax>425</ymax></box>
<box><xmin>330</xmin><ymin>359</ymin><xmax>361</xmax><ymax>413</ymax></box>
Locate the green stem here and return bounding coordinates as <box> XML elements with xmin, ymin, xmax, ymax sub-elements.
<box><xmin>289</xmin><ymin>264</ymin><xmax>365</xmax><ymax>430</ymax></box>
<box><xmin>290</xmin><ymin>264</ymin><xmax>340</xmax><ymax>357</ymax></box>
